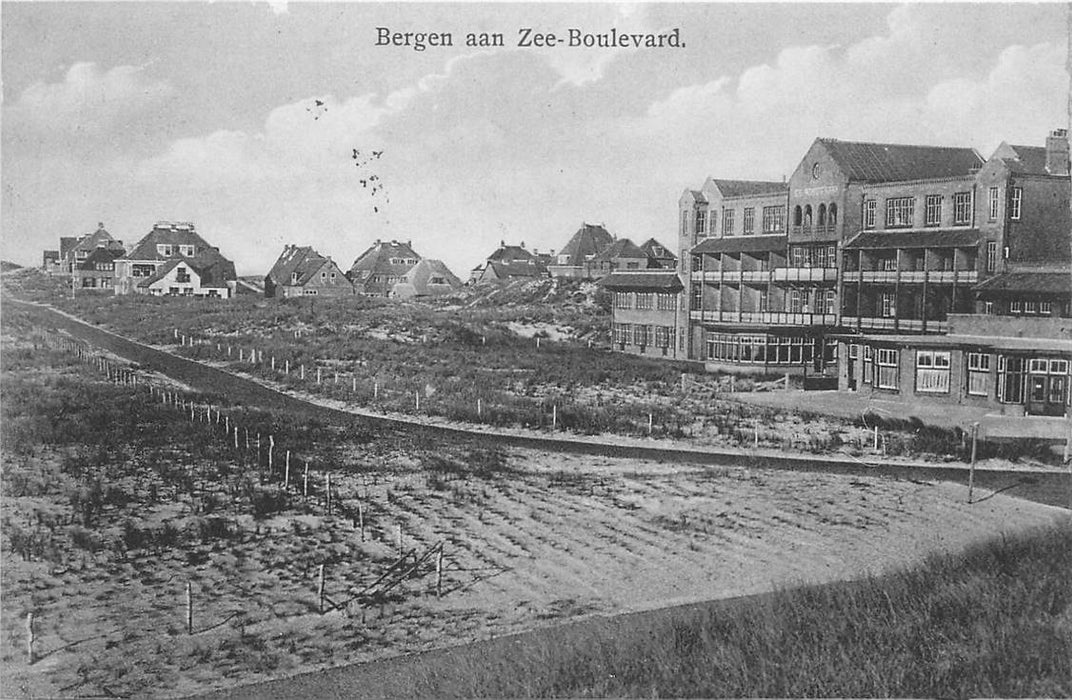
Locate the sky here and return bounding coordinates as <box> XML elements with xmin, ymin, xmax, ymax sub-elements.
<box><xmin>2</xmin><ymin>2</ymin><xmax>1068</xmax><ymax>277</ymax></box>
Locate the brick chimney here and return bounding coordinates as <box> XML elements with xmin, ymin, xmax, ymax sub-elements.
<box><xmin>1045</xmin><ymin>128</ymin><xmax>1069</xmax><ymax>176</ymax></box>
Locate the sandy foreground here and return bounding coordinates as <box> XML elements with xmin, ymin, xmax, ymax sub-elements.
<box><xmin>3</xmin><ymin>443</ymin><xmax>1067</xmax><ymax>699</ymax></box>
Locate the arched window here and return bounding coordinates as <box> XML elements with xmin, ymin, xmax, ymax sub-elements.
<box><xmin>793</xmin><ymin>206</ymin><xmax>802</xmax><ymax>226</ymax></box>
<box><xmin>829</xmin><ymin>203</ymin><xmax>838</xmax><ymax>225</ymax></box>
<box><xmin>818</xmin><ymin>204</ymin><xmax>827</xmax><ymax>226</ymax></box>
<box><xmin>804</xmin><ymin>205</ymin><xmax>813</xmax><ymax>227</ymax></box>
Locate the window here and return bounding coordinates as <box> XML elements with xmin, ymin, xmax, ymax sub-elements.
<box><xmin>762</xmin><ymin>206</ymin><xmax>785</xmax><ymax>233</ymax></box>
<box><xmin>863</xmin><ymin>346</ymin><xmax>874</xmax><ymax>384</ymax></box>
<box><xmin>635</xmin><ymin>293</ymin><xmax>654</xmax><ymax>310</ymax></box>
<box><xmin>695</xmin><ymin>209</ymin><xmax>706</xmax><ymax>235</ymax></box>
<box><xmin>793</xmin><ymin>206</ymin><xmax>802</xmax><ymax>227</ymax></box>
<box><xmin>881</xmin><ymin>257</ymin><xmax>897</xmax><ymax>272</ymax></box>
<box><xmin>614</xmin><ymin>292</ymin><xmax>632</xmax><ymax>309</ymax></box>
<box><xmin>691</xmin><ymin>254</ymin><xmax>703</xmax><ymax>273</ymax></box>
<box><xmin>690</xmin><ymin>285</ymin><xmax>703</xmax><ymax>311</ymax></box>
<box><xmin>656</xmin><ymin>293</ymin><xmax>677</xmax><ymax>311</ymax></box>
<box><xmin>915</xmin><ymin>350</ymin><xmax>950</xmax><ymax>393</ymax></box>
<box><xmin>655</xmin><ymin>326</ymin><xmax>670</xmax><ymax>348</ymax></box>
<box><xmin>885</xmin><ymin>197</ymin><xmax>914</xmax><ymax>228</ymax></box>
<box><xmin>707</xmin><ymin>210</ymin><xmax>716</xmax><ymax>235</ymax></box>
<box><xmin>988</xmin><ymin>187</ymin><xmax>1000</xmax><ymax>221</ymax></box>
<box><xmin>157</xmin><ymin>244</ymin><xmax>174</xmax><ymax>256</ymax></box>
<box><xmin>1010</xmin><ymin>300</ymin><xmax>1023</xmax><ymax>314</ymax></box>
<box><xmin>824</xmin><ymin>289</ymin><xmax>836</xmax><ymax>315</ymax></box>
<box><xmin>986</xmin><ymin>241</ymin><xmax>997</xmax><ymax>273</ymax></box>
<box><xmin>864</xmin><ymin>200</ymin><xmax>877</xmax><ymax>229</ymax></box>
<box><xmin>788</xmin><ymin>289</ymin><xmax>803</xmax><ymax>313</ymax></box>
<box><xmin>881</xmin><ymin>292</ymin><xmax>896</xmax><ymax>318</ymax></box>
<box><xmin>998</xmin><ymin>356</ymin><xmax>1026</xmax><ymax>404</ymax></box>
<box><xmin>828</xmin><ymin>203</ymin><xmax>838</xmax><ymax>225</ymax></box>
<box><xmin>1024</xmin><ymin>300</ymin><xmax>1038</xmax><ymax>315</ymax></box>
<box><xmin>984</xmin><ymin>301</ymin><xmax>994</xmax><ymax>315</ymax></box>
<box><xmin>1010</xmin><ymin>187</ymin><xmax>1022</xmax><ymax>220</ymax></box>
<box><xmin>967</xmin><ymin>352</ymin><xmax>990</xmax><ymax>396</ymax></box>
<box><xmin>303</xmin><ymin>288</ymin><xmax>319</xmax><ymax>295</ymax></box>
<box><xmin>817</xmin><ymin>204</ymin><xmax>827</xmax><ymax>226</ymax></box>
<box><xmin>613</xmin><ymin>324</ymin><xmax>631</xmax><ymax>345</ymax></box>
<box><xmin>179</xmin><ymin>245</ymin><xmax>195</xmax><ymax>256</ymax></box>
<box><xmin>876</xmin><ymin>348</ymin><xmax>899</xmax><ymax>389</ymax></box>
<box><xmin>743</xmin><ymin>208</ymin><xmax>755</xmax><ymax>235</ymax></box>
<box><xmin>953</xmin><ymin>192</ymin><xmax>972</xmax><ymax>225</ymax></box>
<box><xmin>680</xmin><ymin>212</ymin><xmax>689</xmax><ymax>237</ymax></box>
<box><xmin>1040</xmin><ymin>301</ymin><xmax>1053</xmax><ymax>315</ymax></box>
<box><xmin>925</xmin><ymin>195</ymin><xmax>942</xmax><ymax>226</ymax></box>
<box><xmin>722</xmin><ymin>209</ymin><xmax>735</xmax><ymax>236</ymax></box>
<box><xmin>175</xmin><ymin>267</ymin><xmax>190</xmax><ymax>283</ymax></box>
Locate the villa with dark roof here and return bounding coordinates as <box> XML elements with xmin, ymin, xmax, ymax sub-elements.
<box><xmin>265</xmin><ymin>245</ymin><xmax>353</xmax><ymax>298</ymax></box>
<box><xmin>470</xmin><ymin>241</ymin><xmax>550</xmax><ymax>284</ymax></box>
<box><xmin>548</xmin><ymin>223</ymin><xmax>615</xmax><ymax>279</ymax></box>
<box><xmin>346</xmin><ymin>239</ymin><xmax>422</xmax><ymax>297</ymax></box>
<box><xmin>114</xmin><ymin>221</ymin><xmax>237</xmax><ymax>298</ymax></box>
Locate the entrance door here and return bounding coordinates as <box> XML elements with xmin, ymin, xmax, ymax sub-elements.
<box><xmin>1026</xmin><ymin>359</ymin><xmax>1069</xmax><ymax>417</ymax></box>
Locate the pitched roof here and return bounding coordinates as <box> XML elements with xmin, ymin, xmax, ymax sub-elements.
<box><xmin>687</xmin><ymin>189</ymin><xmax>708</xmax><ymax>203</ymax></box>
<box><xmin>485</xmin><ymin>261</ymin><xmax>548</xmax><ymax>279</ymax></box>
<box><xmin>137</xmin><ymin>248</ymin><xmax>236</xmax><ymax>288</ymax></box>
<box><xmin>593</xmin><ymin>238</ymin><xmax>648</xmax><ymax>262</ymax></box>
<box><xmin>844</xmin><ymin>229</ymin><xmax>980</xmax><ymax>250</ymax></box>
<box><xmin>347</xmin><ymin>239</ymin><xmax>422</xmax><ymax>278</ymax></box>
<box><xmin>122</xmin><ymin>222</ymin><xmax>216</xmax><ymax>261</ymax></box>
<box><xmin>396</xmin><ymin>259</ymin><xmax>462</xmax><ymax>296</ymax></box>
<box><xmin>598</xmin><ymin>271</ymin><xmax>684</xmax><ymax>292</ymax></box>
<box><xmin>818</xmin><ymin>139</ymin><xmax>984</xmax><ymax>182</ymax></box>
<box><xmin>710</xmin><ymin>179</ymin><xmax>788</xmax><ymax>197</ymax></box>
<box><xmin>556</xmin><ymin>223</ymin><xmax>614</xmax><ymax>265</ymax></box>
<box><xmin>692</xmin><ymin>235</ymin><xmax>787</xmax><ymax>255</ymax></box>
<box><xmin>641</xmin><ymin>238</ymin><xmax>677</xmax><ymax>262</ymax></box>
<box><xmin>487</xmin><ymin>244</ymin><xmax>535</xmax><ymax>264</ymax></box>
<box><xmin>75</xmin><ymin>247</ymin><xmax>124</xmax><ymax>270</ymax></box>
<box><xmin>974</xmin><ymin>271</ymin><xmax>1071</xmax><ymax>296</ymax></box>
<box><xmin>72</xmin><ymin>224</ymin><xmax>124</xmax><ymax>256</ymax></box>
<box><xmin>267</xmin><ymin>245</ymin><xmax>338</xmax><ymax>286</ymax></box>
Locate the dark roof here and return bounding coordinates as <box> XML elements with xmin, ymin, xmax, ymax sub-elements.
<box><xmin>819</xmin><ymin>139</ymin><xmax>984</xmax><ymax>182</ymax></box>
<box><xmin>1000</xmin><ymin>145</ymin><xmax>1053</xmax><ymax>176</ymax></box>
<box><xmin>686</xmin><ymin>189</ymin><xmax>707</xmax><ymax>203</ymax></box>
<box><xmin>348</xmin><ymin>240</ymin><xmax>421</xmax><ymax>278</ymax></box>
<box><xmin>59</xmin><ymin>237</ymin><xmax>78</xmax><ymax>260</ymax></box>
<box><xmin>397</xmin><ymin>259</ymin><xmax>462</xmax><ymax>296</ymax></box>
<box><xmin>598</xmin><ymin>271</ymin><xmax>684</xmax><ymax>292</ymax></box>
<box><xmin>844</xmin><ymin>229</ymin><xmax>980</xmax><ymax>250</ymax></box>
<box><xmin>692</xmin><ymin>235</ymin><xmax>787</xmax><ymax>255</ymax></box>
<box><xmin>75</xmin><ymin>247</ymin><xmax>124</xmax><ymax>270</ymax></box>
<box><xmin>267</xmin><ymin>245</ymin><xmax>338</xmax><ymax>286</ymax></box>
<box><xmin>641</xmin><ymin>238</ymin><xmax>677</xmax><ymax>262</ymax></box>
<box><xmin>71</xmin><ymin>224</ymin><xmax>124</xmax><ymax>257</ymax></box>
<box><xmin>486</xmin><ymin>261</ymin><xmax>547</xmax><ymax>279</ymax></box>
<box><xmin>487</xmin><ymin>244</ymin><xmax>535</xmax><ymax>264</ymax></box>
<box><xmin>122</xmin><ymin>222</ymin><xmax>215</xmax><ymax>261</ymax></box>
<box><xmin>974</xmin><ymin>271</ymin><xmax>1071</xmax><ymax>296</ymax></box>
<box><xmin>557</xmin><ymin>223</ymin><xmax>614</xmax><ymax>265</ymax></box>
<box><xmin>593</xmin><ymin>238</ymin><xmax>648</xmax><ymax>262</ymax></box>
<box><xmin>137</xmin><ymin>248</ymin><xmax>236</xmax><ymax>288</ymax></box>
<box><xmin>710</xmin><ymin>179</ymin><xmax>787</xmax><ymax>197</ymax></box>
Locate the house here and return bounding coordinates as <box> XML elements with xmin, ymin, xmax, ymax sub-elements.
<box><xmin>470</xmin><ymin>241</ymin><xmax>550</xmax><ymax>284</ymax></box>
<box><xmin>547</xmin><ymin>223</ymin><xmax>615</xmax><ymax>279</ymax></box>
<box><xmin>641</xmin><ymin>238</ymin><xmax>677</xmax><ymax>269</ymax></box>
<box><xmin>114</xmin><ymin>221</ymin><xmax>237</xmax><ymax>297</ymax></box>
<box><xmin>601</xmin><ymin>270</ymin><xmax>686</xmax><ymax>359</ymax></box>
<box><xmin>72</xmin><ymin>247</ymin><xmax>124</xmax><ymax>291</ymax></box>
<box><xmin>591</xmin><ymin>238</ymin><xmax>653</xmax><ymax>277</ymax></box>
<box><xmin>393</xmin><ymin>259</ymin><xmax>463</xmax><ymax>298</ymax></box>
<box><xmin>49</xmin><ymin>223</ymin><xmax>126</xmax><ymax>279</ymax></box>
<box><xmin>265</xmin><ymin>245</ymin><xmax>353</xmax><ymax>298</ymax></box>
<box><xmin>347</xmin><ymin>239</ymin><xmax>422</xmax><ymax>297</ymax></box>
<box><xmin>42</xmin><ymin>250</ymin><xmax>60</xmax><ymax>274</ymax></box>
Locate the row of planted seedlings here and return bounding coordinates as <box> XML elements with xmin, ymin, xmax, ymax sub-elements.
<box><xmin>13</xmin><ymin>331</ymin><xmax>458</xmax><ymax>667</ymax></box>
<box><xmin>168</xmin><ymin>328</ymin><xmax>733</xmax><ymax>440</ymax></box>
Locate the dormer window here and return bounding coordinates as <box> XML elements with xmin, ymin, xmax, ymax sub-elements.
<box><xmin>292</xmin><ymin>272</ymin><xmax>299</xmax><ymax>283</ymax></box>
<box><xmin>157</xmin><ymin>244</ymin><xmax>174</xmax><ymax>256</ymax></box>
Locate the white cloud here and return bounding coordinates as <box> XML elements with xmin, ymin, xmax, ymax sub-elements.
<box><xmin>4</xmin><ymin>62</ymin><xmax>175</xmax><ymax>135</ymax></box>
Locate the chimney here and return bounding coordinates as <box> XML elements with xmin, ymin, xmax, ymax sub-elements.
<box><xmin>98</xmin><ymin>222</ymin><xmax>104</xmax><ymax>230</ymax></box>
<box><xmin>521</xmin><ymin>241</ymin><xmax>525</xmax><ymax>249</ymax></box>
<box><xmin>1045</xmin><ymin>129</ymin><xmax>1069</xmax><ymax>176</ymax></box>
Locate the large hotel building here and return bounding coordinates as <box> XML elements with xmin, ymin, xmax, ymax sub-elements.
<box><xmin>603</xmin><ymin>129</ymin><xmax>1071</xmax><ymax>416</ymax></box>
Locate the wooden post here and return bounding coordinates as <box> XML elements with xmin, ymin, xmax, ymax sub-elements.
<box><xmin>395</xmin><ymin>523</ymin><xmax>402</xmax><ymax>553</ymax></box>
<box><xmin>334</xmin><ymin>371</ymin><xmax>338</xmax><ymax>384</ymax></box>
<box><xmin>185</xmin><ymin>581</ymin><xmax>193</xmax><ymax>634</ymax></box>
<box><xmin>969</xmin><ymin>422</ymin><xmax>979</xmax><ymax>503</ymax></box>
<box><xmin>234</xmin><ymin>425</ymin><xmax>239</xmax><ymax>449</ymax></box>
<box><xmin>268</xmin><ymin>436</ymin><xmax>275</xmax><ymax>474</ymax></box>
<box><xmin>436</xmin><ymin>549</ymin><xmax>444</xmax><ymax>598</ymax></box>
<box><xmin>477</xmin><ymin>398</ymin><xmax>482</xmax><ymax>418</ymax></box>
<box><xmin>239</xmin><ymin>348</ymin><xmax>243</xmax><ymax>361</ymax></box>
<box><xmin>536</xmin><ymin>337</ymin><xmax>541</xmax><ymax>349</ymax></box>
<box><xmin>245</xmin><ymin>428</ymin><xmax>249</xmax><ymax>450</ymax></box>
<box><xmin>301</xmin><ymin>364</ymin><xmax>305</xmax><ymax>380</ymax></box>
<box><xmin>358</xmin><ymin>501</ymin><xmax>365</xmax><ymax>541</ymax></box>
<box><xmin>284</xmin><ymin>451</ymin><xmax>291</xmax><ymax>488</ymax></box>
<box><xmin>271</xmin><ymin>356</ymin><xmax>276</xmax><ymax>371</ymax></box>
<box><xmin>552</xmin><ymin>404</ymin><xmax>557</xmax><ymax>431</ymax></box>
<box><xmin>285</xmin><ymin>359</ymin><xmax>290</xmax><ymax>375</ymax></box>
<box><xmin>352</xmin><ymin>376</ymin><xmax>357</xmax><ymax>392</ymax></box>
<box><xmin>730</xmin><ymin>376</ymin><xmax>736</xmax><ymax>393</ymax></box>
<box><xmin>648</xmin><ymin>412</ymin><xmax>653</xmax><ymax>435</ymax></box>
<box><xmin>326</xmin><ymin>473</ymin><xmax>332</xmax><ymax>514</ymax></box>
<box><xmin>303</xmin><ymin>463</ymin><xmax>309</xmax><ymax>498</ymax></box>
<box><xmin>26</xmin><ymin>612</ymin><xmax>34</xmax><ymax>664</ymax></box>
<box><xmin>317</xmin><ymin>564</ymin><xmax>325</xmax><ymax>614</ymax></box>
<box><xmin>374</xmin><ymin>382</ymin><xmax>379</xmax><ymax>400</ymax></box>
<box><xmin>754</xmin><ymin>422</ymin><xmax>759</xmax><ymax>447</ymax></box>
<box><xmin>784</xmin><ymin>373</ymin><xmax>790</xmax><ymax>391</ymax></box>
<box><xmin>415</xmin><ymin>391</ymin><xmax>420</xmax><ymax>412</ymax></box>
<box><xmin>317</xmin><ymin>367</ymin><xmax>321</xmax><ymax>384</ymax></box>
<box><xmin>225</xmin><ymin>416</ymin><xmax>230</xmax><ymax>433</ymax></box>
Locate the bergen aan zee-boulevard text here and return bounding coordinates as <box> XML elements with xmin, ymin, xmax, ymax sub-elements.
<box><xmin>375</xmin><ymin>27</ymin><xmax>686</xmax><ymax>51</ymax></box>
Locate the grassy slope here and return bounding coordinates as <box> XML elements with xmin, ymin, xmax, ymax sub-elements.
<box><xmin>281</xmin><ymin>522</ymin><xmax>1071</xmax><ymax>698</ymax></box>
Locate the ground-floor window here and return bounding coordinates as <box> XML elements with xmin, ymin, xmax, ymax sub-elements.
<box><xmin>998</xmin><ymin>356</ymin><xmax>1026</xmax><ymax>404</ymax></box>
<box><xmin>876</xmin><ymin>348</ymin><xmax>899</xmax><ymax>389</ymax></box>
<box><xmin>966</xmin><ymin>352</ymin><xmax>990</xmax><ymax>396</ymax></box>
<box><xmin>613</xmin><ymin>323</ymin><xmax>631</xmax><ymax>345</ymax></box>
<box><xmin>862</xmin><ymin>346</ymin><xmax>873</xmax><ymax>384</ymax></box>
<box><xmin>915</xmin><ymin>350</ymin><xmax>950</xmax><ymax>393</ymax></box>
<box><xmin>704</xmin><ymin>333</ymin><xmax>814</xmax><ymax>365</ymax></box>
<box><xmin>655</xmin><ymin>326</ymin><xmax>670</xmax><ymax>348</ymax></box>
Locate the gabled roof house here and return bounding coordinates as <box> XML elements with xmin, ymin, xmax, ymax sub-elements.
<box><xmin>347</xmin><ymin>239</ymin><xmax>422</xmax><ymax>297</ymax></box>
<box><xmin>265</xmin><ymin>245</ymin><xmax>354</xmax><ymax>298</ymax></box>
<box><xmin>115</xmin><ymin>221</ymin><xmax>237</xmax><ymax>298</ymax></box>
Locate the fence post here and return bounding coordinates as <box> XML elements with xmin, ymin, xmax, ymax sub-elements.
<box><xmin>334</xmin><ymin>371</ymin><xmax>338</xmax><ymax>385</ymax></box>
<box><xmin>648</xmin><ymin>412</ymin><xmax>653</xmax><ymax>435</ymax></box>
<box><xmin>754</xmin><ymin>421</ymin><xmax>759</xmax><ymax>448</ymax></box>
<box><xmin>268</xmin><ymin>436</ymin><xmax>275</xmax><ymax>474</ymax></box>
<box><xmin>284</xmin><ymin>450</ymin><xmax>291</xmax><ymax>488</ymax></box>
<box><xmin>317</xmin><ymin>367</ymin><xmax>321</xmax><ymax>384</ymax></box>
<box><xmin>395</xmin><ymin>523</ymin><xmax>403</xmax><ymax>553</ymax></box>
<box><xmin>415</xmin><ymin>391</ymin><xmax>420</xmax><ymax>412</ymax></box>
<box><xmin>436</xmin><ymin>548</ymin><xmax>444</xmax><ymax>598</ymax></box>
<box><xmin>477</xmin><ymin>398</ymin><xmax>482</xmax><ymax>418</ymax></box>
<box><xmin>552</xmin><ymin>404</ymin><xmax>557</xmax><ymax>431</ymax></box>
<box><xmin>272</xmin><ymin>356</ymin><xmax>276</xmax><ymax>371</ymax></box>
<box><xmin>185</xmin><ymin>581</ymin><xmax>193</xmax><ymax>635</ymax></box>
<box><xmin>25</xmin><ymin>612</ymin><xmax>34</xmax><ymax>664</ymax></box>
<box><xmin>303</xmin><ymin>463</ymin><xmax>309</xmax><ymax>498</ymax></box>
<box><xmin>352</xmin><ymin>376</ymin><xmax>357</xmax><ymax>392</ymax></box>
<box><xmin>301</xmin><ymin>365</ymin><xmax>305</xmax><ymax>380</ymax></box>
<box><xmin>968</xmin><ymin>422</ymin><xmax>979</xmax><ymax>503</ymax></box>
<box><xmin>326</xmin><ymin>473</ymin><xmax>332</xmax><ymax>514</ymax></box>
<box><xmin>317</xmin><ymin>564</ymin><xmax>325</xmax><ymax>614</ymax></box>
<box><xmin>286</xmin><ymin>359</ymin><xmax>290</xmax><ymax>375</ymax></box>
<box><xmin>358</xmin><ymin>501</ymin><xmax>365</xmax><ymax>542</ymax></box>
<box><xmin>873</xmin><ymin>425</ymin><xmax>879</xmax><ymax>450</ymax></box>
<box><xmin>374</xmin><ymin>382</ymin><xmax>379</xmax><ymax>400</ymax></box>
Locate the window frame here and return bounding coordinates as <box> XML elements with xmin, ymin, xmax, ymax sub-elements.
<box><xmin>864</xmin><ymin>199</ymin><xmax>877</xmax><ymax>229</ymax></box>
<box><xmin>885</xmin><ymin>197</ymin><xmax>915</xmax><ymax>229</ymax></box>
<box><xmin>953</xmin><ymin>192</ymin><xmax>972</xmax><ymax>226</ymax></box>
<box><xmin>1010</xmin><ymin>187</ymin><xmax>1022</xmax><ymax>221</ymax></box>
<box><xmin>924</xmin><ymin>194</ymin><xmax>942</xmax><ymax>227</ymax></box>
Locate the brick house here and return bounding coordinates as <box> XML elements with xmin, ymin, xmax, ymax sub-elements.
<box><xmin>114</xmin><ymin>221</ymin><xmax>237</xmax><ymax>297</ymax></box>
<box><xmin>470</xmin><ymin>241</ymin><xmax>550</xmax><ymax>284</ymax></box>
<box><xmin>600</xmin><ymin>270</ymin><xmax>686</xmax><ymax>359</ymax></box>
<box><xmin>347</xmin><ymin>239</ymin><xmax>421</xmax><ymax>297</ymax></box>
<box><xmin>393</xmin><ymin>259</ymin><xmax>463</xmax><ymax>298</ymax></box>
<box><xmin>265</xmin><ymin>245</ymin><xmax>354</xmax><ymax>298</ymax></box>
<box><xmin>548</xmin><ymin>223</ymin><xmax>615</xmax><ymax>279</ymax></box>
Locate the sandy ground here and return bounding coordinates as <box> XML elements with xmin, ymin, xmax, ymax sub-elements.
<box><xmin>3</xmin><ymin>443</ymin><xmax>1067</xmax><ymax>699</ymax></box>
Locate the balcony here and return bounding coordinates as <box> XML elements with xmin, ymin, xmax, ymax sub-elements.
<box><xmin>858</xmin><ymin>271</ymin><xmax>900</xmax><ymax>283</ymax></box>
<box><xmin>740</xmin><ymin>270</ymin><xmax>770</xmax><ymax>283</ymax></box>
<box><xmin>842</xmin><ymin>270</ymin><xmax>979</xmax><ymax>285</ymax></box>
<box><xmin>691</xmin><ymin>310</ymin><xmax>838</xmax><ymax>326</ymax></box>
<box><xmin>840</xmin><ymin>316</ymin><xmax>950</xmax><ymax>333</ymax></box>
<box><xmin>772</xmin><ymin>267</ymin><xmax>838</xmax><ymax>282</ymax></box>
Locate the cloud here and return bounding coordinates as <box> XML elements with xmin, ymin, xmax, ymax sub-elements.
<box><xmin>4</xmin><ymin>62</ymin><xmax>175</xmax><ymax>136</ymax></box>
